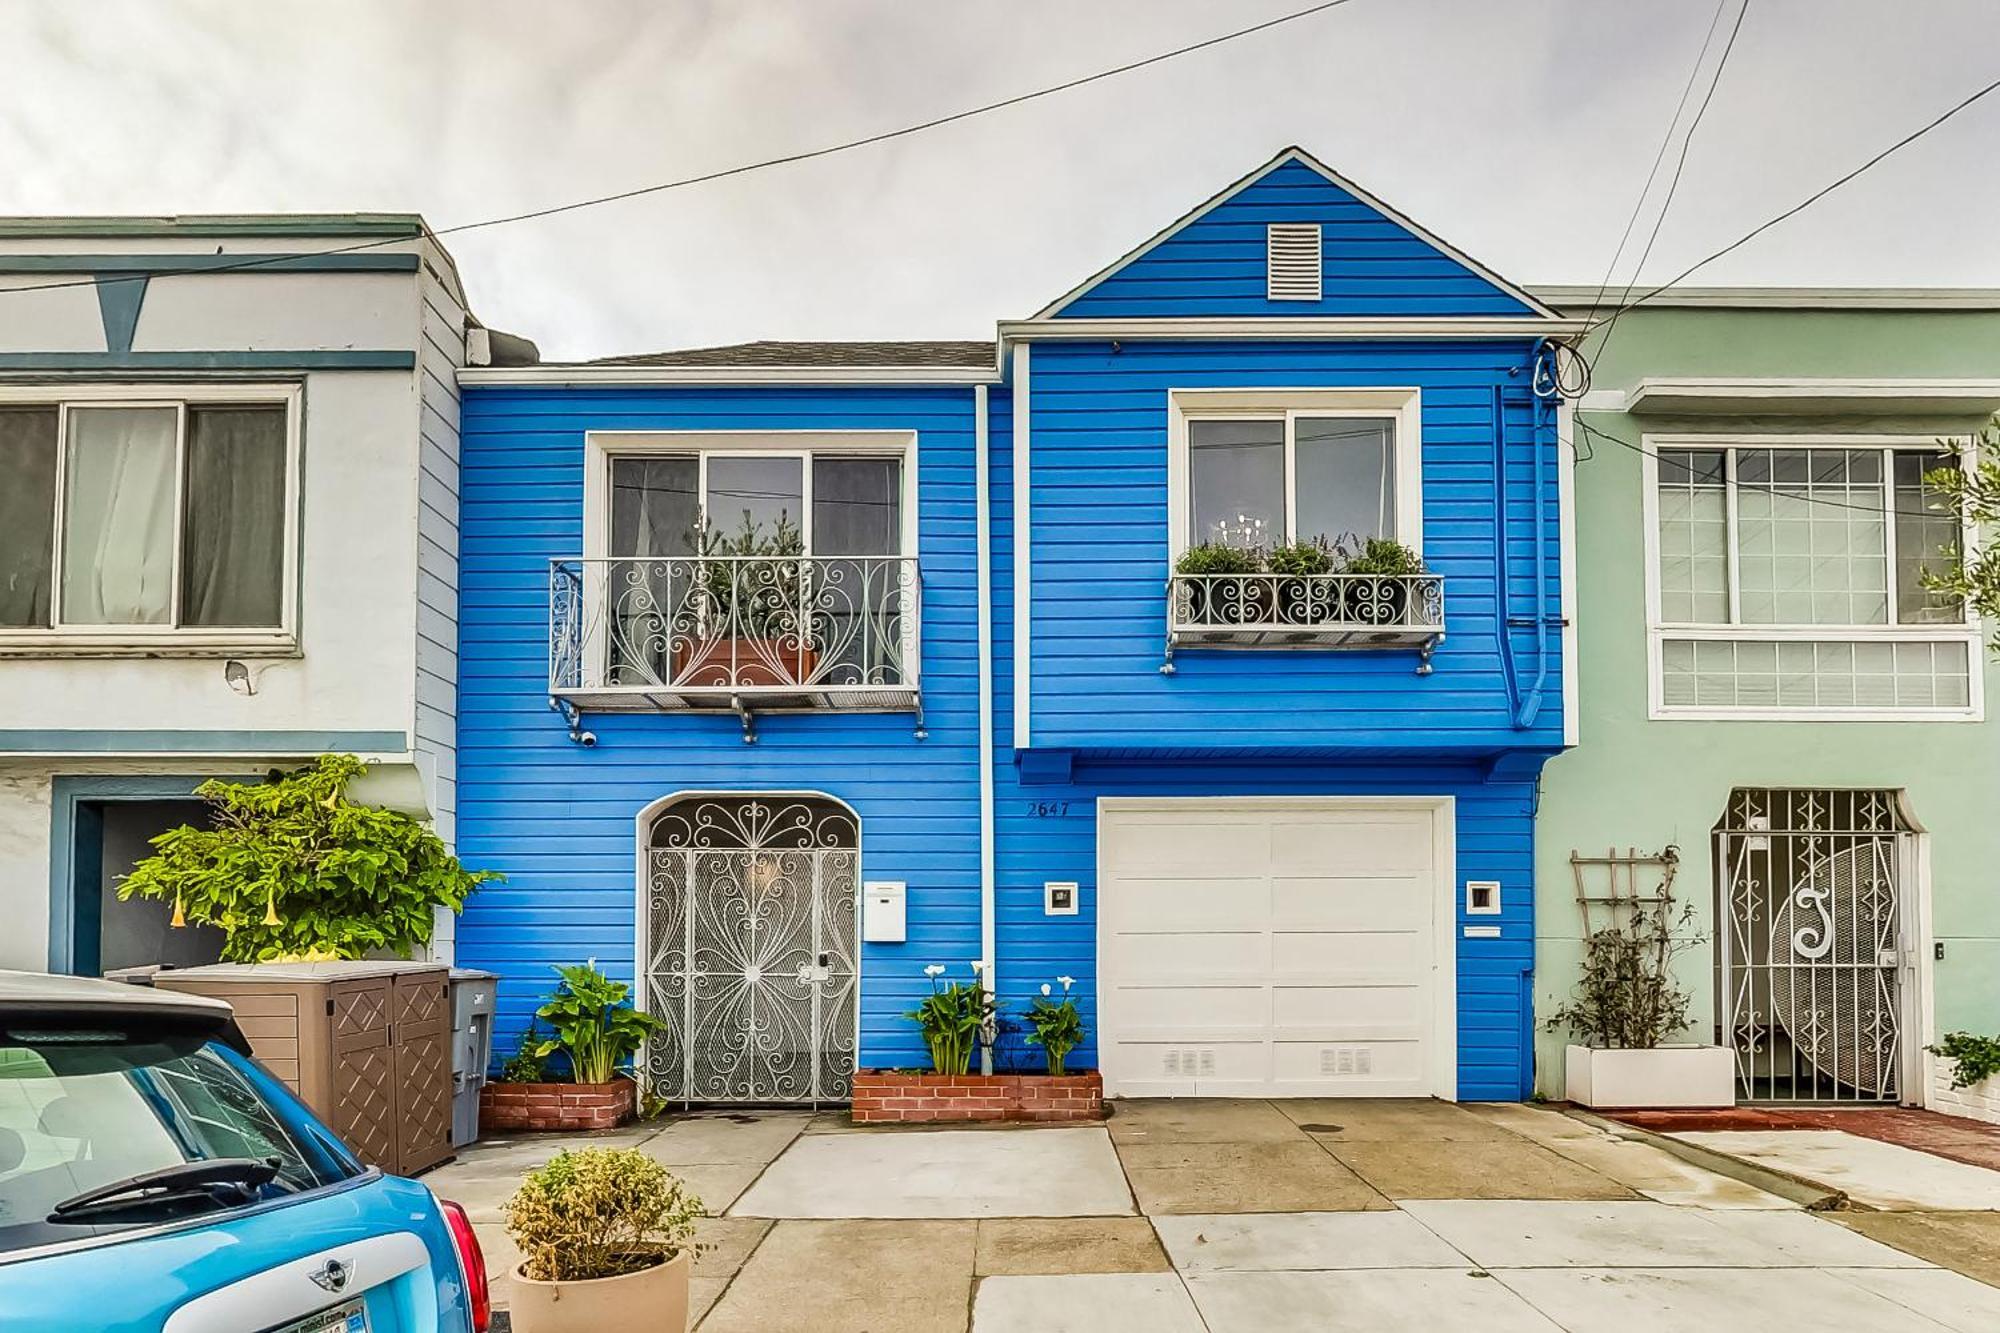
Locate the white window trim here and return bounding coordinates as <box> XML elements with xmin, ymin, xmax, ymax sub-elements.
<box><xmin>1641</xmin><ymin>431</ymin><xmax>1983</xmax><ymax>722</ymax></box>
<box><xmin>1165</xmin><ymin>386</ymin><xmax>1423</xmax><ymax>559</ymax></box>
<box><xmin>0</xmin><ymin>381</ymin><xmax>302</xmax><ymax>658</ymax></box>
<box><xmin>581</xmin><ymin>429</ymin><xmax>918</xmax><ymax>562</ymax></box>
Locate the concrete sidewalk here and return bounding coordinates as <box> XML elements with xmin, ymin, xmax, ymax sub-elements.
<box><xmin>426</xmin><ymin>1099</ymin><xmax>2000</xmax><ymax>1331</ymax></box>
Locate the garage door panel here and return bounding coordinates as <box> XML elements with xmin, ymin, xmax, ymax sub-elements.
<box><xmin>1104</xmin><ymin>878</ymin><xmax>1273</xmax><ymax>931</ymax></box>
<box><xmin>1271</xmin><ymin>930</ymin><xmax>1423</xmax><ymax>977</ymax></box>
<box><xmin>1270</xmin><ymin>816</ymin><xmax>1434</xmax><ymax>872</ymax></box>
<box><xmin>1272</xmin><ymin>1038</ymin><xmax>1425</xmax><ymax>1088</ymax></box>
<box><xmin>1274</xmin><ymin>983</ymin><xmax>1424</xmax><ymax>1031</ymax></box>
<box><xmin>1117</xmin><ymin>984</ymin><xmax>1268</xmax><ymax>1031</ymax></box>
<box><xmin>1271</xmin><ymin>877</ymin><xmax>1428</xmax><ymax>931</ymax></box>
<box><xmin>1102</xmin><ymin>821</ymin><xmax>1268</xmax><ymax>877</ymax></box>
<box><xmin>1110</xmin><ymin>931</ymin><xmax>1269</xmax><ymax>976</ymax></box>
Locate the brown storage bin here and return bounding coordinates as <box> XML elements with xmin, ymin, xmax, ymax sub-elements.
<box><xmin>154</xmin><ymin>960</ymin><xmax>452</xmax><ymax>1176</ymax></box>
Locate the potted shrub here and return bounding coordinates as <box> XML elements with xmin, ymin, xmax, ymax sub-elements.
<box><xmin>1338</xmin><ymin>537</ymin><xmax>1428</xmax><ymax>625</ymax></box>
<box><xmin>1928</xmin><ymin>1032</ymin><xmax>2000</xmax><ymax>1122</ymax></box>
<box><xmin>1174</xmin><ymin>541</ymin><xmax>1267</xmax><ymax>624</ymax></box>
<box><xmin>503</xmin><ymin>1146</ymin><xmax>705</xmax><ymax>1333</ymax></box>
<box><xmin>480</xmin><ymin>963</ymin><xmax>664</xmax><ymax>1133</ymax></box>
<box><xmin>910</xmin><ymin>960</ymin><xmax>997</xmax><ymax>1076</ymax></box>
<box><xmin>674</xmin><ymin>510</ymin><xmax>818</xmax><ymax>687</ymax></box>
<box><xmin>116</xmin><ymin>753</ymin><xmax>497</xmax><ymax>962</ymax></box>
<box><xmin>1549</xmin><ymin>887</ymin><xmax>1733</xmax><ymax>1109</ymax></box>
<box><xmin>1023</xmin><ymin>976</ymin><xmax>1084</xmax><ymax>1076</ymax></box>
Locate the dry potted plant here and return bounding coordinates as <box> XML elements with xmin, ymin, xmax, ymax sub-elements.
<box><xmin>503</xmin><ymin>1146</ymin><xmax>705</xmax><ymax>1333</ymax></box>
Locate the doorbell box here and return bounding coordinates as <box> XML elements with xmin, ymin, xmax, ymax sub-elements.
<box><xmin>1044</xmin><ymin>881</ymin><xmax>1079</xmax><ymax>916</ymax></box>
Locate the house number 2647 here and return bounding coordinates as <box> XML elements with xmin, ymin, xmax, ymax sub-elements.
<box><xmin>1026</xmin><ymin>801</ymin><xmax>1072</xmax><ymax>817</ymax></box>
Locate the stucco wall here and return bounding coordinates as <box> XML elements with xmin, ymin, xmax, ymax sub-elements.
<box><xmin>1534</xmin><ymin>305</ymin><xmax>2000</xmax><ymax>1100</ymax></box>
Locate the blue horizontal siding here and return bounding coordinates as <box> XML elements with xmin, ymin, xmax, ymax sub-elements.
<box><xmin>455</xmin><ymin>384</ymin><xmax>985</xmax><ymax>1072</ymax></box>
<box><xmin>988</xmin><ymin>757</ymin><xmax>1544</xmax><ymax>1100</ymax></box>
<box><xmin>1021</xmin><ymin>339</ymin><xmax>1564</xmax><ymax>753</ymax></box>
<box><xmin>1054</xmin><ymin>158</ymin><xmax>1535</xmax><ymax>318</ymax></box>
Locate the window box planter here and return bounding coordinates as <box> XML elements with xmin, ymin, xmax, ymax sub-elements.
<box><xmin>480</xmin><ymin>1078</ymin><xmax>637</xmax><ymax>1133</ymax></box>
<box><xmin>1564</xmin><ymin>1043</ymin><xmax>1734</xmax><ymax>1110</ymax></box>
<box><xmin>850</xmin><ymin>1070</ymin><xmax>1104</xmax><ymax>1124</ymax></box>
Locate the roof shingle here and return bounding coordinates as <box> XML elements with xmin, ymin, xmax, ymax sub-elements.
<box><xmin>578</xmin><ymin>340</ymin><xmax>995</xmax><ymax>369</ymax></box>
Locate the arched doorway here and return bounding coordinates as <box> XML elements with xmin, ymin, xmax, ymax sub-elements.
<box><xmin>640</xmin><ymin>793</ymin><xmax>860</xmax><ymax>1104</ymax></box>
<box><xmin>1714</xmin><ymin>788</ymin><xmax>1916</xmax><ymax>1103</ymax></box>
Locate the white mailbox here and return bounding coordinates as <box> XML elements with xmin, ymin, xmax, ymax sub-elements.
<box><xmin>863</xmin><ymin>881</ymin><xmax>907</xmax><ymax>943</ymax></box>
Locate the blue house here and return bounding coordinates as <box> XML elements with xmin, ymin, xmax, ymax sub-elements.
<box><xmin>455</xmin><ymin>148</ymin><xmax>1576</xmax><ymax>1103</ymax></box>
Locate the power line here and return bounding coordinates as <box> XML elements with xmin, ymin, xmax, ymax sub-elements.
<box><xmin>1574</xmin><ymin>419</ymin><xmax>1963</xmax><ymax>522</ymax></box>
<box><xmin>1586</xmin><ymin>0</ymin><xmax>1753</xmax><ymax>367</ymax></box>
<box><xmin>0</xmin><ymin>0</ymin><xmax>1364</xmax><ymax>300</ymax></box>
<box><xmin>1578</xmin><ymin>68</ymin><xmax>2000</xmax><ymax>336</ymax></box>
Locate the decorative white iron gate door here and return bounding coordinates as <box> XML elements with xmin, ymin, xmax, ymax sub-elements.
<box><xmin>643</xmin><ymin>796</ymin><xmax>860</xmax><ymax>1104</ymax></box>
<box><xmin>1715</xmin><ymin>788</ymin><xmax>1912</xmax><ymax>1103</ymax></box>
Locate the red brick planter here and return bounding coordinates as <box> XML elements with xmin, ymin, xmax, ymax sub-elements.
<box><xmin>850</xmin><ymin>1070</ymin><xmax>1103</xmax><ymax>1124</ymax></box>
<box><xmin>479</xmin><ymin>1078</ymin><xmax>636</xmax><ymax>1133</ymax></box>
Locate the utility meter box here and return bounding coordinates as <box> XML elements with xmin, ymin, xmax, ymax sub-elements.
<box><xmin>863</xmin><ymin>881</ymin><xmax>907</xmax><ymax>943</ymax></box>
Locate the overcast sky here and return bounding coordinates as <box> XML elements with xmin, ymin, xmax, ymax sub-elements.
<box><xmin>5</xmin><ymin>0</ymin><xmax>1998</xmax><ymax>359</ymax></box>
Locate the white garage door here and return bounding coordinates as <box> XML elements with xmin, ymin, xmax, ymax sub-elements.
<box><xmin>1097</xmin><ymin>798</ymin><xmax>1451</xmax><ymax>1098</ymax></box>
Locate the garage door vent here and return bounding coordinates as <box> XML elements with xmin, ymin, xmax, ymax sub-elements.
<box><xmin>1321</xmin><ymin>1047</ymin><xmax>1374</xmax><ymax>1077</ymax></box>
<box><xmin>1161</xmin><ymin>1049</ymin><xmax>1218</xmax><ymax>1076</ymax></box>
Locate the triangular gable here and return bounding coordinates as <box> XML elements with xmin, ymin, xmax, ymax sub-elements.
<box><xmin>1036</xmin><ymin>146</ymin><xmax>1553</xmax><ymax>320</ymax></box>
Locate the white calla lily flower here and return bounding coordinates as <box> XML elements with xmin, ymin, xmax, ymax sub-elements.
<box><xmin>1041</xmin><ymin>983</ymin><xmax>1052</xmax><ymax>997</ymax></box>
<box><xmin>923</xmin><ymin>964</ymin><xmax>946</xmax><ymax>977</ymax></box>
<box><xmin>1057</xmin><ymin>975</ymin><xmax>1075</xmax><ymax>991</ymax></box>
<box><xmin>970</xmin><ymin>959</ymin><xmax>985</xmax><ymax>974</ymax></box>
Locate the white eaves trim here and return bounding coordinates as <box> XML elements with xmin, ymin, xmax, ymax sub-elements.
<box><xmin>458</xmin><ymin>364</ymin><xmax>1002</xmax><ymax>386</ymax></box>
<box><xmin>1031</xmin><ymin>145</ymin><xmax>1560</xmax><ymax>320</ymax></box>
<box><xmin>1535</xmin><ymin>285</ymin><xmax>2000</xmax><ymax>311</ymax></box>
<box><xmin>999</xmin><ymin>316</ymin><xmax>1584</xmax><ymax>342</ymax></box>
<box><xmin>1578</xmin><ymin>377</ymin><xmax>2000</xmax><ymax>416</ymax></box>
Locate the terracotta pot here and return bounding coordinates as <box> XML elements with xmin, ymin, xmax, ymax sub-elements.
<box><xmin>673</xmin><ymin>637</ymin><xmax>818</xmax><ymax>687</ymax></box>
<box><xmin>508</xmin><ymin>1250</ymin><xmax>690</xmax><ymax>1333</ymax></box>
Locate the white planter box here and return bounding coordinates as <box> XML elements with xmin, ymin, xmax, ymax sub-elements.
<box><xmin>1565</xmin><ymin>1043</ymin><xmax>1735</xmax><ymax>1109</ymax></box>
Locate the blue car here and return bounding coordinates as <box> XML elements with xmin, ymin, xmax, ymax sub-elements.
<box><xmin>0</xmin><ymin>970</ymin><xmax>490</xmax><ymax>1332</ymax></box>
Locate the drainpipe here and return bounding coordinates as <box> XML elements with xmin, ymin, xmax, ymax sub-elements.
<box><xmin>1493</xmin><ymin>384</ymin><xmax>1524</xmax><ymax>723</ymax></box>
<box><xmin>975</xmin><ymin>384</ymin><xmax>997</xmax><ymax>1075</ymax></box>
<box><xmin>1515</xmin><ymin>341</ymin><xmax>1566</xmax><ymax>731</ymax></box>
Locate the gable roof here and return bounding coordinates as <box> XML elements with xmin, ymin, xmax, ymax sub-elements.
<box><xmin>1031</xmin><ymin>146</ymin><xmax>1556</xmax><ymax>320</ymax></box>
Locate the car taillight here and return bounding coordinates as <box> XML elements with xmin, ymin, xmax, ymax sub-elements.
<box><xmin>437</xmin><ymin>1197</ymin><xmax>491</xmax><ymax>1333</ymax></box>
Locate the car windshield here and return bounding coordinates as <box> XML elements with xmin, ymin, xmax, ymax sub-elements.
<box><xmin>0</xmin><ymin>1022</ymin><xmax>358</xmax><ymax>1253</ymax></box>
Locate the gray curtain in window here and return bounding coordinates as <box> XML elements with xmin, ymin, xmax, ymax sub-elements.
<box><xmin>0</xmin><ymin>408</ymin><xmax>57</xmax><ymax>627</ymax></box>
<box><xmin>62</xmin><ymin>406</ymin><xmax>177</xmax><ymax>625</ymax></box>
<box><xmin>180</xmin><ymin>406</ymin><xmax>286</xmax><ymax>628</ymax></box>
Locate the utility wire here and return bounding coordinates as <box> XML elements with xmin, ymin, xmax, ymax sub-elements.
<box><xmin>1585</xmin><ymin>0</ymin><xmax>1753</xmax><ymax>368</ymax></box>
<box><xmin>0</xmin><ymin>0</ymin><xmax>1364</xmax><ymax>299</ymax></box>
<box><xmin>1577</xmin><ymin>68</ymin><xmax>2000</xmax><ymax>336</ymax></box>
<box><xmin>1580</xmin><ymin>0</ymin><xmax>1732</xmax><ymax>319</ymax></box>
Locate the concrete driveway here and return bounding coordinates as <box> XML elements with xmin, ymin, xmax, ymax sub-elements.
<box><xmin>427</xmin><ymin>1099</ymin><xmax>2000</xmax><ymax>1332</ymax></box>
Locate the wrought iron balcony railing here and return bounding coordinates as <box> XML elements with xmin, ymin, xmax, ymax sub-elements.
<box><xmin>550</xmin><ymin>556</ymin><xmax>921</xmax><ymax>732</ymax></box>
<box><xmin>1165</xmin><ymin>571</ymin><xmax>1446</xmax><ymax>672</ymax></box>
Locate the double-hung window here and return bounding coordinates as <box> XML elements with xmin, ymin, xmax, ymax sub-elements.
<box><xmin>585</xmin><ymin>433</ymin><xmax>915</xmax><ymax>692</ymax></box>
<box><xmin>0</xmin><ymin>386</ymin><xmax>298</xmax><ymax>651</ymax></box>
<box><xmin>1647</xmin><ymin>435</ymin><xmax>1977</xmax><ymax>719</ymax></box>
<box><xmin>1171</xmin><ymin>387</ymin><xmax>1423</xmax><ymax>556</ymax></box>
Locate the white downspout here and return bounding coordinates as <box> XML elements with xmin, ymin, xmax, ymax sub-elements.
<box><xmin>975</xmin><ymin>383</ymin><xmax>997</xmax><ymax>1074</ymax></box>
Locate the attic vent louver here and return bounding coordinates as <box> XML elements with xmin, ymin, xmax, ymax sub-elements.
<box><xmin>1266</xmin><ymin>223</ymin><xmax>1322</xmax><ymax>302</ymax></box>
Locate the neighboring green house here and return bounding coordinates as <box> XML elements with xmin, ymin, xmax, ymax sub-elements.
<box><xmin>1534</xmin><ymin>289</ymin><xmax>2000</xmax><ymax>1120</ymax></box>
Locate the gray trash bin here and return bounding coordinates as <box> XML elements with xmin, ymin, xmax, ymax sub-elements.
<box><xmin>448</xmin><ymin>968</ymin><xmax>499</xmax><ymax>1146</ymax></box>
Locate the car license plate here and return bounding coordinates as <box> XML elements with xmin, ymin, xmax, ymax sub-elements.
<box><xmin>278</xmin><ymin>1299</ymin><xmax>367</xmax><ymax>1333</ymax></box>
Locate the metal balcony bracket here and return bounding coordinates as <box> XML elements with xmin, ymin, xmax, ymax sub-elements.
<box><xmin>730</xmin><ymin>693</ymin><xmax>758</xmax><ymax>745</ymax></box>
<box><xmin>912</xmin><ymin>698</ymin><xmax>928</xmax><ymax>741</ymax></box>
<box><xmin>1416</xmin><ymin>633</ymin><xmax>1443</xmax><ymax>675</ymax></box>
<box><xmin>1160</xmin><ymin>636</ymin><xmax>1178</xmax><ymax>675</ymax></box>
<box><xmin>550</xmin><ymin>696</ymin><xmax>595</xmax><ymax>746</ymax></box>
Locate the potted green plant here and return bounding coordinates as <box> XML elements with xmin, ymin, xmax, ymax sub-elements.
<box><xmin>1338</xmin><ymin>537</ymin><xmax>1428</xmax><ymax>625</ymax></box>
<box><xmin>1173</xmin><ymin>540</ymin><xmax>1267</xmax><ymax>624</ymax></box>
<box><xmin>675</xmin><ymin>510</ymin><xmax>817</xmax><ymax>686</ymax></box>
<box><xmin>1549</xmin><ymin>890</ymin><xmax>1732</xmax><ymax>1108</ymax></box>
<box><xmin>1023</xmin><ymin>976</ymin><xmax>1085</xmax><ymax>1076</ymax></box>
<box><xmin>1267</xmin><ymin>537</ymin><xmax>1337</xmax><ymax>624</ymax></box>
<box><xmin>116</xmin><ymin>753</ymin><xmax>496</xmax><ymax>961</ymax></box>
<box><xmin>479</xmin><ymin>963</ymin><xmax>664</xmax><ymax>1132</ymax></box>
<box><xmin>908</xmin><ymin>960</ymin><xmax>997</xmax><ymax>1075</ymax></box>
<box><xmin>503</xmin><ymin>1146</ymin><xmax>705</xmax><ymax>1333</ymax></box>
